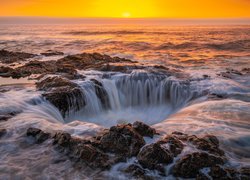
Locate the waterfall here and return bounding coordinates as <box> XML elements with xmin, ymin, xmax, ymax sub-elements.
<box><xmin>65</xmin><ymin>71</ymin><xmax>199</xmax><ymax>122</ymax></box>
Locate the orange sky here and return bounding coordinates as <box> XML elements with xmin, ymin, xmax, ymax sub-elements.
<box><xmin>0</xmin><ymin>0</ymin><xmax>250</xmax><ymax>18</ymax></box>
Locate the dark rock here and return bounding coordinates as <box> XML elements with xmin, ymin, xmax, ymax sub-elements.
<box><xmin>36</xmin><ymin>76</ymin><xmax>86</xmax><ymax>117</ymax></box>
<box><xmin>36</xmin><ymin>76</ymin><xmax>78</xmax><ymax>91</ymax></box>
<box><xmin>173</xmin><ymin>152</ymin><xmax>225</xmax><ymax>178</ymax></box>
<box><xmin>240</xmin><ymin>167</ymin><xmax>250</xmax><ymax>179</ymax></box>
<box><xmin>208</xmin><ymin>165</ymin><xmax>232</xmax><ymax>179</ymax></box>
<box><xmin>0</xmin><ymin>114</ymin><xmax>12</xmax><ymax>121</ymax></box>
<box><xmin>27</xmin><ymin>127</ymin><xmax>50</xmax><ymax>144</ymax></box>
<box><xmin>56</xmin><ymin>52</ymin><xmax>135</xmax><ymax>71</ymax></box>
<box><xmin>0</xmin><ymin>128</ymin><xmax>7</xmax><ymax>138</ymax></box>
<box><xmin>53</xmin><ymin>131</ymin><xmax>72</xmax><ymax>147</ymax></box>
<box><xmin>137</xmin><ymin>143</ymin><xmax>173</xmax><ymax>174</ymax></box>
<box><xmin>0</xmin><ymin>49</ymin><xmax>35</xmax><ymax>64</ymax></box>
<box><xmin>99</xmin><ymin>124</ymin><xmax>145</xmax><ymax>156</ymax></box>
<box><xmin>53</xmin><ymin>131</ymin><xmax>110</xmax><ymax>169</ymax></box>
<box><xmin>158</xmin><ymin>134</ymin><xmax>184</xmax><ymax>156</ymax></box>
<box><xmin>124</xmin><ymin>164</ymin><xmax>154</xmax><ymax>180</ymax></box>
<box><xmin>188</xmin><ymin>135</ymin><xmax>224</xmax><ymax>156</ymax></box>
<box><xmin>41</xmin><ymin>50</ymin><xmax>64</xmax><ymax>56</ymax></box>
<box><xmin>0</xmin><ymin>66</ymin><xmax>14</xmax><ymax>77</ymax></box>
<box><xmin>132</xmin><ymin>121</ymin><xmax>157</xmax><ymax>138</ymax></box>
<box><xmin>90</xmin><ymin>79</ymin><xmax>110</xmax><ymax>109</ymax></box>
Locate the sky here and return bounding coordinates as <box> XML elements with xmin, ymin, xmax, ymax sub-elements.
<box><xmin>0</xmin><ymin>0</ymin><xmax>250</xmax><ymax>18</ymax></box>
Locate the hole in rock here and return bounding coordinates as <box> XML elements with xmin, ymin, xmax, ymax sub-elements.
<box><xmin>63</xmin><ymin>71</ymin><xmax>198</xmax><ymax>127</ymax></box>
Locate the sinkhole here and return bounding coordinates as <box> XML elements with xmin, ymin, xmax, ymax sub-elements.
<box><xmin>61</xmin><ymin>71</ymin><xmax>200</xmax><ymax>127</ymax></box>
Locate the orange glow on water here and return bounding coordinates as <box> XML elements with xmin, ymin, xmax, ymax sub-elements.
<box><xmin>0</xmin><ymin>0</ymin><xmax>250</xmax><ymax>18</ymax></box>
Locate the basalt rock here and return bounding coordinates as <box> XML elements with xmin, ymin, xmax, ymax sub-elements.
<box><xmin>171</xmin><ymin>132</ymin><xmax>224</xmax><ymax>156</ymax></box>
<box><xmin>98</xmin><ymin>124</ymin><xmax>145</xmax><ymax>156</ymax></box>
<box><xmin>24</xmin><ymin>124</ymin><xmax>231</xmax><ymax>178</ymax></box>
<box><xmin>132</xmin><ymin>121</ymin><xmax>157</xmax><ymax>138</ymax></box>
<box><xmin>197</xmin><ymin>165</ymin><xmax>250</xmax><ymax>180</ymax></box>
<box><xmin>157</xmin><ymin>134</ymin><xmax>184</xmax><ymax>156</ymax></box>
<box><xmin>56</xmin><ymin>52</ymin><xmax>135</xmax><ymax>70</ymax></box>
<box><xmin>90</xmin><ymin>79</ymin><xmax>110</xmax><ymax>109</ymax></box>
<box><xmin>137</xmin><ymin>143</ymin><xmax>173</xmax><ymax>175</ymax></box>
<box><xmin>36</xmin><ymin>76</ymin><xmax>78</xmax><ymax>91</ymax></box>
<box><xmin>188</xmin><ymin>134</ymin><xmax>225</xmax><ymax>156</ymax></box>
<box><xmin>123</xmin><ymin>164</ymin><xmax>154</xmax><ymax>180</ymax></box>
<box><xmin>36</xmin><ymin>76</ymin><xmax>86</xmax><ymax>117</ymax></box>
<box><xmin>41</xmin><ymin>50</ymin><xmax>64</xmax><ymax>57</ymax></box>
<box><xmin>0</xmin><ymin>128</ymin><xmax>7</xmax><ymax>138</ymax></box>
<box><xmin>53</xmin><ymin>131</ymin><xmax>126</xmax><ymax>169</ymax></box>
<box><xmin>27</xmin><ymin>127</ymin><xmax>50</xmax><ymax>144</ymax></box>
<box><xmin>173</xmin><ymin>152</ymin><xmax>225</xmax><ymax>178</ymax></box>
<box><xmin>0</xmin><ymin>49</ymin><xmax>35</xmax><ymax>64</ymax></box>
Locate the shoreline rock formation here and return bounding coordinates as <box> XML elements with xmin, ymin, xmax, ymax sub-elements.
<box><xmin>25</xmin><ymin>122</ymin><xmax>250</xmax><ymax>179</ymax></box>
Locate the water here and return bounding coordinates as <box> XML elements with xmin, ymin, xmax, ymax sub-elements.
<box><xmin>0</xmin><ymin>21</ymin><xmax>250</xmax><ymax>179</ymax></box>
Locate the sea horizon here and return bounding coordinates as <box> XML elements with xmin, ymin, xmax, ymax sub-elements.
<box><xmin>0</xmin><ymin>16</ymin><xmax>250</xmax><ymax>25</ymax></box>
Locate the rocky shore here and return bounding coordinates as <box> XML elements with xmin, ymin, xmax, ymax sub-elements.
<box><xmin>0</xmin><ymin>49</ymin><xmax>250</xmax><ymax>179</ymax></box>
<box><xmin>25</xmin><ymin>122</ymin><xmax>249</xmax><ymax>179</ymax></box>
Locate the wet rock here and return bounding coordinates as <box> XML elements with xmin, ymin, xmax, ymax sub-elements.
<box><xmin>37</xmin><ymin>76</ymin><xmax>86</xmax><ymax>117</ymax></box>
<box><xmin>158</xmin><ymin>134</ymin><xmax>184</xmax><ymax>156</ymax></box>
<box><xmin>132</xmin><ymin>121</ymin><xmax>157</xmax><ymax>138</ymax></box>
<box><xmin>124</xmin><ymin>164</ymin><xmax>154</xmax><ymax>180</ymax></box>
<box><xmin>0</xmin><ymin>66</ymin><xmax>14</xmax><ymax>77</ymax></box>
<box><xmin>53</xmin><ymin>131</ymin><xmax>110</xmax><ymax>169</ymax></box>
<box><xmin>240</xmin><ymin>167</ymin><xmax>250</xmax><ymax>179</ymax></box>
<box><xmin>137</xmin><ymin>143</ymin><xmax>173</xmax><ymax>174</ymax></box>
<box><xmin>0</xmin><ymin>114</ymin><xmax>12</xmax><ymax>121</ymax></box>
<box><xmin>208</xmin><ymin>165</ymin><xmax>232</xmax><ymax>179</ymax></box>
<box><xmin>173</xmin><ymin>152</ymin><xmax>225</xmax><ymax>178</ymax></box>
<box><xmin>26</xmin><ymin>127</ymin><xmax>50</xmax><ymax>144</ymax></box>
<box><xmin>53</xmin><ymin>131</ymin><xmax>72</xmax><ymax>147</ymax></box>
<box><xmin>188</xmin><ymin>135</ymin><xmax>224</xmax><ymax>156</ymax></box>
<box><xmin>36</xmin><ymin>76</ymin><xmax>78</xmax><ymax>91</ymax></box>
<box><xmin>56</xmin><ymin>52</ymin><xmax>135</xmax><ymax>70</ymax></box>
<box><xmin>0</xmin><ymin>128</ymin><xmax>7</xmax><ymax>138</ymax></box>
<box><xmin>41</xmin><ymin>50</ymin><xmax>64</xmax><ymax>56</ymax></box>
<box><xmin>99</xmin><ymin>124</ymin><xmax>145</xmax><ymax>156</ymax></box>
<box><xmin>90</xmin><ymin>79</ymin><xmax>110</xmax><ymax>109</ymax></box>
<box><xmin>0</xmin><ymin>49</ymin><xmax>35</xmax><ymax>64</ymax></box>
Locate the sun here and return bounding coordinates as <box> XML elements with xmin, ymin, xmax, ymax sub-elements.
<box><xmin>122</xmin><ymin>12</ymin><xmax>131</xmax><ymax>18</ymax></box>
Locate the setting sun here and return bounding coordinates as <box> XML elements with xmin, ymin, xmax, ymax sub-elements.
<box><xmin>122</xmin><ymin>12</ymin><xmax>131</xmax><ymax>18</ymax></box>
<box><xmin>0</xmin><ymin>0</ymin><xmax>249</xmax><ymax>18</ymax></box>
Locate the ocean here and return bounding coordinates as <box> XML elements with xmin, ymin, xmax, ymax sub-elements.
<box><xmin>0</xmin><ymin>19</ymin><xmax>250</xmax><ymax>179</ymax></box>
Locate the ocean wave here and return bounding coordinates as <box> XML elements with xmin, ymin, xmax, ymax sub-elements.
<box><xmin>156</xmin><ymin>39</ymin><xmax>250</xmax><ymax>51</ymax></box>
<box><xmin>63</xmin><ymin>30</ymin><xmax>167</xmax><ymax>36</ymax></box>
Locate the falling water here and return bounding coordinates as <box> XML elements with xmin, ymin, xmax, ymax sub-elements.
<box><xmin>65</xmin><ymin>71</ymin><xmax>199</xmax><ymax>125</ymax></box>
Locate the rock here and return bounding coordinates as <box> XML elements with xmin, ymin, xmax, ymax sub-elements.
<box><xmin>99</xmin><ymin>124</ymin><xmax>145</xmax><ymax>156</ymax></box>
<box><xmin>158</xmin><ymin>134</ymin><xmax>184</xmax><ymax>156</ymax></box>
<box><xmin>188</xmin><ymin>135</ymin><xmax>224</xmax><ymax>156</ymax></box>
<box><xmin>0</xmin><ymin>49</ymin><xmax>35</xmax><ymax>64</ymax></box>
<box><xmin>137</xmin><ymin>143</ymin><xmax>173</xmax><ymax>174</ymax></box>
<box><xmin>53</xmin><ymin>131</ymin><xmax>72</xmax><ymax>147</ymax></box>
<box><xmin>56</xmin><ymin>52</ymin><xmax>135</xmax><ymax>71</ymax></box>
<box><xmin>208</xmin><ymin>165</ymin><xmax>232</xmax><ymax>179</ymax></box>
<box><xmin>173</xmin><ymin>152</ymin><xmax>225</xmax><ymax>178</ymax></box>
<box><xmin>0</xmin><ymin>114</ymin><xmax>12</xmax><ymax>121</ymax></box>
<box><xmin>36</xmin><ymin>76</ymin><xmax>78</xmax><ymax>91</ymax></box>
<box><xmin>124</xmin><ymin>164</ymin><xmax>154</xmax><ymax>180</ymax></box>
<box><xmin>26</xmin><ymin>127</ymin><xmax>50</xmax><ymax>144</ymax></box>
<box><xmin>132</xmin><ymin>121</ymin><xmax>157</xmax><ymax>138</ymax></box>
<box><xmin>90</xmin><ymin>79</ymin><xmax>110</xmax><ymax>109</ymax></box>
<box><xmin>0</xmin><ymin>66</ymin><xmax>14</xmax><ymax>77</ymax></box>
<box><xmin>240</xmin><ymin>167</ymin><xmax>250</xmax><ymax>179</ymax></box>
<box><xmin>0</xmin><ymin>128</ymin><xmax>7</xmax><ymax>138</ymax></box>
<box><xmin>53</xmin><ymin>131</ymin><xmax>110</xmax><ymax>169</ymax></box>
<box><xmin>37</xmin><ymin>76</ymin><xmax>86</xmax><ymax>117</ymax></box>
<box><xmin>41</xmin><ymin>50</ymin><xmax>64</xmax><ymax>56</ymax></box>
